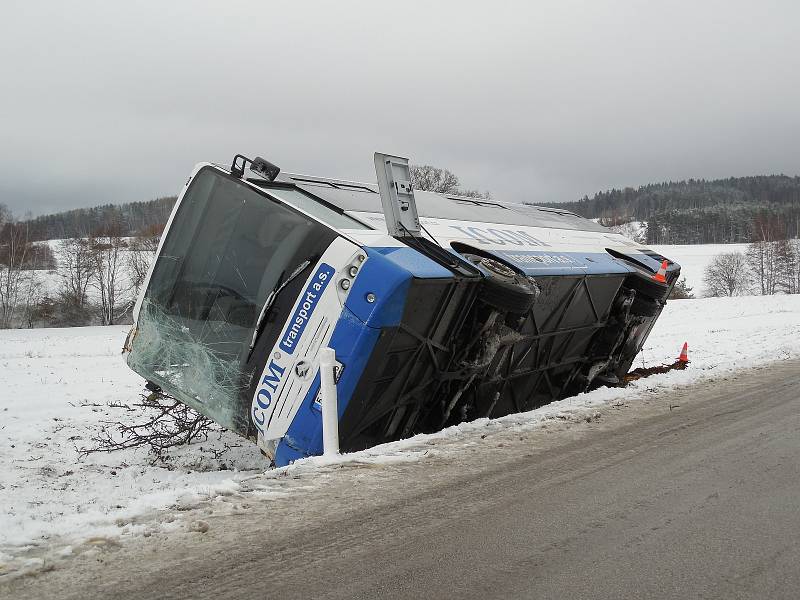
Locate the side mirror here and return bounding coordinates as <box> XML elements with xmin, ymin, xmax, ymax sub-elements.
<box><xmin>250</xmin><ymin>157</ymin><xmax>281</xmax><ymax>182</ymax></box>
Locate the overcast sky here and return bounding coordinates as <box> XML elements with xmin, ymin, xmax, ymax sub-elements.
<box><xmin>1</xmin><ymin>1</ymin><xmax>799</xmax><ymax>216</ymax></box>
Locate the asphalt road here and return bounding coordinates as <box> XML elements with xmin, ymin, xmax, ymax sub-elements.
<box><xmin>7</xmin><ymin>360</ymin><xmax>800</xmax><ymax>600</ymax></box>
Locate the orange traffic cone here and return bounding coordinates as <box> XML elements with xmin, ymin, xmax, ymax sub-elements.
<box><xmin>678</xmin><ymin>342</ymin><xmax>689</xmax><ymax>363</ymax></box>
<box><xmin>652</xmin><ymin>260</ymin><xmax>668</xmax><ymax>283</ymax></box>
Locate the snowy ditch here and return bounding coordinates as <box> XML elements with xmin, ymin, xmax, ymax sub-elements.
<box><xmin>1</xmin><ymin>294</ymin><xmax>799</xmax><ymax>577</ymax></box>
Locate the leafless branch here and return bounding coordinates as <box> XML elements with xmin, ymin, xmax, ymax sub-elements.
<box><xmin>78</xmin><ymin>390</ymin><xmax>225</xmax><ymax>466</ymax></box>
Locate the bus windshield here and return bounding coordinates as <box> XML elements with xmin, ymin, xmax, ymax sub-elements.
<box><xmin>127</xmin><ymin>167</ymin><xmax>339</xmax><ymax>433</ymax></box>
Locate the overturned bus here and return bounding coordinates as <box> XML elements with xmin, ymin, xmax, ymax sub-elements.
<box><xmin>123</xmin><ymin>153</ymin><xmax>680</xmax><ymax>466</ymax></box>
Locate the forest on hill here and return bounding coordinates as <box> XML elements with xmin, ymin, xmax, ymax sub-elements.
<box><xmin>547</xmin><ymin>175</ymin><xmax>800</xmax><ymax>245</ymax></box>
<box><xmin>21</xmin><ymin>196</ymin><xmax>176</xmax><ymax>241</ymax></box>
<box><xmin>9</xmin><ymin>174</ymin><xmax>800</xmax><ymax>246</ymax></box>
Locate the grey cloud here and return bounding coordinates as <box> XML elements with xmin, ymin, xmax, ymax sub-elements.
<box><xmin>1</xmin><ymin>1</ymin><xmax>799</xmax><ymax>216</ymax></box>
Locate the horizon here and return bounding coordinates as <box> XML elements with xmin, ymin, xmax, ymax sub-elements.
<box><xmin>3</xmin><ymin>2</ymin><xmax>800</xmax><ymax>217</ymax></box>
<box><xmin>11</xmin><ymin>170</ymin><xmax>800</xmax><ymax>221</ymax></box>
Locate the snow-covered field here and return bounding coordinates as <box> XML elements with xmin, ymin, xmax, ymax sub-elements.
<box><xmin>2</xmin><ymin>295</ymin><xmax>799</xmax><ymax>576</ymax></box>
<box><xmin>651</xmin><ymin>243</ymin><xmax>750</xmax><ymax>296</ymax></box>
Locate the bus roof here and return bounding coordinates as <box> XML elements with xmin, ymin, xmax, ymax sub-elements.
<box><xmin>248</xmin><ymin>171</ymin><xmax>607</xmax><ymax>233</ymax></box>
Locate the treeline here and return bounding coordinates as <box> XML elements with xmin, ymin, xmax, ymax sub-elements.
<box><xmin>1</xmin><ymin>201</ymin><xmax>162</xmax><ymax>328</ymax></box>
<box><xmin>20</xmin><ymin>196</ymin><xmax>176</xmax><ymax>241</ymax></box>
<box><xmin>548</xmin><ymin>175</ymin><xmax>800</xmax><ymax>245</ymax></box>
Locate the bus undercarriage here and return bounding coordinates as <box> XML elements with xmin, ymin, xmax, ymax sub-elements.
<box><xmin>337</xmin><ymin>259</ymin><xmax>670</xmax><ymax>453</ymax></box>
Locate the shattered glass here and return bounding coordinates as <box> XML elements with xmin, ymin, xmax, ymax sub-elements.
<box><xmin>127</xmin><ymin>166</ymin><xmax>328</xmax><ymax>434</ymax></box>
<box><xmin>127</xmin><ymin>298</ymin><xmax>250</xmax><ymax>432</ymax></box>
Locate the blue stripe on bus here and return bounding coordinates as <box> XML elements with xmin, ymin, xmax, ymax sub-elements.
<box><xmin>274</xmin><ymin>306</ymin><xmax>383</xmax><ymax>465</ymax></box>
<box><xmin>343</xmin><ymin>248</ymin><xmax>415</xmax><ymax>328</ymax></box>
<box><xmin>369</xmin><ymin>246</ymin><xmax>453</xmax><ymax>279</ymax></box>
<box><xmin>489</xmin><ymin>250</ymin><xmax>635</xmax><ymax>277</ymax></box>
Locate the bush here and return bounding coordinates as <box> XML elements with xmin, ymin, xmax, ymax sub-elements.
<box><xmin>703</xmin><ymin>251</ymin><xmax>749</xmax><ymax>297</ymax></box>
<box><xmin>28</xmin><ymin>294</ymin><xmax>95</xmax><ymax>327</ymax></box>
<box><xmin>668</xmin><ymin>277</ymin><xmax>694</xmax><ymax>299</ymax></box>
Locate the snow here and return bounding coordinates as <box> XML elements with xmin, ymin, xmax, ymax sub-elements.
<box><xmin>0</xmin><ymin>326</ymin><xmax>265</xmax><ymax>563</ymax></box>
<box><xmin>608</xmin><ymin>220</ymin><xmax>647</xmax><ymax>244</ymax></box>
<box><xmin>2</xmin><ymin>295</ymin><xmax>800</xmax><ymax>576</ymax></box>
<box><xmin>651</xmin><ymin>243</ymin><xmax>750</xmax><ymax>296</ymax></box>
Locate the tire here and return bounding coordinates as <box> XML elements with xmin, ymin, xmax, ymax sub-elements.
<box><xmin>462</xmin><ymin>253</ymin><xmax>538</xmax><ymax>314</ymax></box>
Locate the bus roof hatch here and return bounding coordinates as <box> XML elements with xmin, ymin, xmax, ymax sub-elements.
<box><xmin>374</xmin><ymin>152</ymin><xmax>421</xmax><ymax>238</ymax></box>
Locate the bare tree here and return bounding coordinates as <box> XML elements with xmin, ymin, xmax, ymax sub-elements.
<box><xmin>747</xmin><ymin>240</ymin><xmax>779</xmax><ymax>295</ymax></box>
<box><xmin>410</xmin><ymin>164</ymin><xmax>491</xmax><ymax>199</ymax></box>
<box><xmin>57</xmin><ymin>237</ymin><xmax>96</xmax><ymax>308</ymax></box>
<box><xmin>747</xmin><ymin>214</ymin><xmax>786</xmax><ymax>295</ymax></box>
<box><xmin>703</xmin><ymin>251</ymin><xmax>749</xmax><ymax>297</ymax></box>
<box><xmin>29</xmin><ymin>242</ymin><xmax>57</xmax><ymax>270</ymax></box>
<box><xmin>410</xmin><ymin>165</ymin><xmax>460</xmax><ymax>193</ymax></box>
<box><xmin>20</xmin><ymin>273</ymin><xmax>44</xmax><ymax>328</ymax></box>
<box><xmin>774</xmin><ymin>238</ymin><xmax>798</xmax><ymax>294</ymax></box>
<box><xmin>0</xmin><ymin>206</ymin><xmax>33</xmax><ymax>328</ymax></box>
<box><xmin>790</xmin><ymin>239</ymin><xmax>800</xmax><ymax>294</ymax></box>
<box><xmin>91</xmin><ymin>225</ymin><xmax>131</xmax><ymax>325</ymax></box>
<box><xmin>127</xmin><ymin>227</ymin><xmax>160</xmax><ymax>297</ymax></box>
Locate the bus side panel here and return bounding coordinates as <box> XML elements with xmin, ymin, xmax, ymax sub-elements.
<box><xmin>273</xmin><ymin>251</ymin><xmax>415</xmax><ymax>465</ymax></box>
<box><xmin>275</xmin><ymin>308</ymin><xmax>383</xmax><ymax>465</ymax></box>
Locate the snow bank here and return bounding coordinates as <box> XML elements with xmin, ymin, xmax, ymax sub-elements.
<box><xmin>0</xmin><ymin>326</ymin><xmax>264</xmax><ymax>557</ymax></box>
<box><xmin>1</xmin><ymin>295</ymin><xmax>799</xmax><ymax>572</ymax></box>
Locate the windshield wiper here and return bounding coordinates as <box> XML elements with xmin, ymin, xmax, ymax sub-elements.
<box><xmin>247</xmin><ymin>259</ymin><xmax>312</xmax><ymax>359</ymax></box>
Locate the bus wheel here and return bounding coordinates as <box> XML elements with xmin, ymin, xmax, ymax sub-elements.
<box><xmin>462</xmin><ymin>254</ymin><xmax>538</xmax><ymax>315</ymax></box>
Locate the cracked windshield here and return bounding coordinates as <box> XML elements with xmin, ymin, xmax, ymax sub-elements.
<box><xmin>128</xmin><ymin>167</ymin><xmax>324</xmax><ymax>432</ymax></box>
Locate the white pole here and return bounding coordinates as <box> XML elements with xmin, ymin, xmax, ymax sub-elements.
<box><xmin>319</xmin><ymin>347</ymin><xmax>340</xmax><ymax>456</ymax></box>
